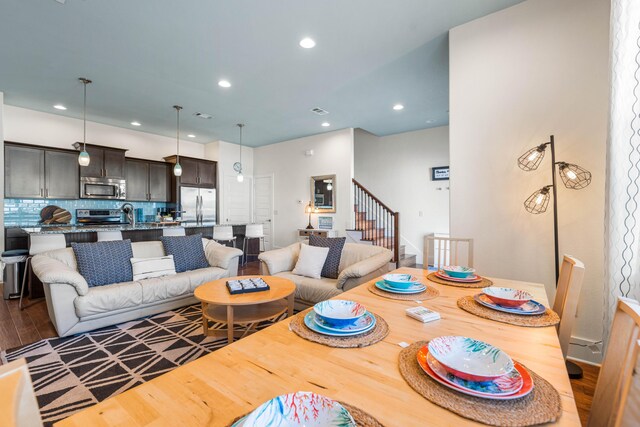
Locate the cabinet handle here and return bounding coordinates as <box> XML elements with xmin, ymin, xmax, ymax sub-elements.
<box><xmin>40</xmin><ymin>188</ymin><xmax>43</xmax><ymax>197</ymax></box>
<box><xmin>45</xmin><ymin>188</ymin><xmax>49</xmax><ymax>198</ymax></box>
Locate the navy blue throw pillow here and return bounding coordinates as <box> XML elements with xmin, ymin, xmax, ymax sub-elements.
<box><xmin>309</xmin><ymin>235</ymin><xmax>346</xmax><ymax>279</ymax></box>
<box><xmin>160</xmin><ymin>234</ymin><xmax>209</xmax><ymax>273</ymax></box>
<box><xmin>71</xmin><ymin>240</ymin><xmax>134</xmax><ymax>287</ymax></box>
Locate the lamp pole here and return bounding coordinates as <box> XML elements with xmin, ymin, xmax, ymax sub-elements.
<box><xmin>549</xmin><ymin>135</ymin><xmax>560</xmax><ymax>284</ymax></box>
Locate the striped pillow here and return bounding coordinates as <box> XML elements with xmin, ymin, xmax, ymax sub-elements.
<box><xmin>130</xmin><ymin>255</ymin><xmax>177</xmax><ymax>281</ymax></box>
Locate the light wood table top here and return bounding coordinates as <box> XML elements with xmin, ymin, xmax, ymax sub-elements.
<box><xmin>57</xmin><ymin>268</ymin><xmax>580</xmax><ymax>426</ymax></box>
<box><xmin>194</xmin><ymin>275</ymin><xmax>296</xmax><ymax>306</ymax></box>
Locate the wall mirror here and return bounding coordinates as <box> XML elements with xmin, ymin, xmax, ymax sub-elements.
<box><xmin>310</xmin><ymin>175</ymin><xmax>336</xmax><ymax>213</ymax></box>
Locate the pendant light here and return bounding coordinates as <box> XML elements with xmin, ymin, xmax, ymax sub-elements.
<box><xmin>233</xmin><ymin>123</ymin><xmax>245</xmax><ymax>182</ymax></box>
<box><xmin>77</xmin><ymin>77</ymin><xmax>92</xmax><ymax>166</ymax></box>
<box><xmin>173</xmin><ymin>105</ymin><xmax>183</xmax><ymax>177</ymax></box>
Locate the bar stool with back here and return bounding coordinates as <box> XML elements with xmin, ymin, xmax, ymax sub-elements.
<box><xmin>19</xmin><ymin>233</ymin><xmax>66</xmax><ymax>310</ymax></box>
<box><xmin>213</xmin><ymin>225</ymin><xmax>236</xmax><ymax>247</ymax></box>
<box><xmin>242</xmin><ymin>223</ymin><xmax>265</xmax><ymax>265</ymax></box>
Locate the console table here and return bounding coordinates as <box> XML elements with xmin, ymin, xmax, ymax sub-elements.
<box><xmin>298</xmin><ymin>228</ymin><xmax>338</xmax><ymax>241</ymax></box>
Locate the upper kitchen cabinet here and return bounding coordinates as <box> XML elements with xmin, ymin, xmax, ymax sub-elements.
<box><xmin>163</xmin><ymin>155</ymin><xmax>217</xmax><ymax>188</ymax></box>
<box><xmin>5</xmin><ymin>143</ymin><xmax>79</xmax><ymax>199</ymax></box>
<box><xmin>125</xmin><ymin>159</ymin><xmax>170</xmax><ymax>202</ymax></box>
<box><xmin>74</xmin><ymin>143</ymin><xmax>126</xmax><ymax>179</ymax></box>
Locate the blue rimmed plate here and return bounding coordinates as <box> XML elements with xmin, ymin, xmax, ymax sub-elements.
<box><xmin>474</xmin><ymin>293</ymin><xmax>546</xmax><ymax>316</ymax></box>
<box><xmin>304</xmin><ymin>311</ymin><xmax>375</xmax><ymax>336</ymax></box>
<box><xmin>375</xmin><ymin>280</ymin><xmax>426</xmax><ymax>294</ymax></box>
<box><xmin>314</xmin><ymin>311</ymin><xmax>376</xmax><ymax>333</ymax></box>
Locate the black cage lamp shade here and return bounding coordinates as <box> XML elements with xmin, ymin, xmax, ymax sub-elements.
<box><xmin>557</xmin><ymin>162</ymin><xmax>592</xmax><ymax>189</ymax></box>
<box><xmin>524</xmin><ymin>186</ymin><xmax>552</xmax><ymax>214</ymax></box>
<box><xmin>517</xmin><ymin>144</ymin><xmax>547</xmax><ymax>171</ymax></box>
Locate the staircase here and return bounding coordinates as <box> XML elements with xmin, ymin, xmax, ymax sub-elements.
<box><xmin>349</xmin><ymin>179</ymin><xmax>416</xmax><ymax>268</ymax></box>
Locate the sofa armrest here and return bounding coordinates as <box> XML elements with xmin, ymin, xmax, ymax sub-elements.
<box><xmin>258</xmin><ymin>243</ymin><xmax>300</xmax><ymax>275</ymax></box>
<box><xmin>31</xmin><ymin>254</ymin><xmax>89</xmax><ymax>296</ymax></box>
<box><xmin>204</xmin><ymin>241</ymin><xmax>243</xmax><ymax>270</ymax></box>
<box><xmin>336</xmin><ymin>250</ymin><xmax>393</xmax><ymax>290</ymax></box>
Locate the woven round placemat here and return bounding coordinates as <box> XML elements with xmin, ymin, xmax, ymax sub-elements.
<box><xmin>399</xmin><ymin>341</ymin><xmax>562</xmax><ymax>426</ymax></box>
<box><xmin>368</xmin><ymin>283</ymin><xmax>439</xmax><ymax>301</ymax></box>
<box><xmin>427</xmin><ymin>272</ymin><xmax>493</xmax><ymax>288</ymax></box>
<box><xmin>289</xmin><ymin>309</ymin><xmax>389</xmax><ymax>348</ymax></box>
<box><xmin>457</xmin><ymin>296</ymin><xmax>560</xmax><ymax>328</ymax></box>
<box><xmin>227</xmin><ymin>401</ymin><xmax>385</xmax><ymax>426</ymax></box>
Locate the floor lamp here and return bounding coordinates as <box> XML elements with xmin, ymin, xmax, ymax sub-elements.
<box><xmin>517</xmin><ymin>134</ymin><xmax>591</xmax><ymax>379</ymax></box>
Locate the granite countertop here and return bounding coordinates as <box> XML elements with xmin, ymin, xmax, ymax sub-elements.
<box><xmin>18</xmin><ymin>222</ymin><xmax>224</xmax><ymax>234</ymax></box>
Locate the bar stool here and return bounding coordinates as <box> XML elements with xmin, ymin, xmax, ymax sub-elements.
<box><xmin>163</xmin><ymin>227</ymin><xmax>186</xmax><ymax>237</ymax></box>
<box><xmin>213</xmin><ymin>225</ymin><xmax>236</xmax><ymax>247</ymax></box>
<box><xmin>20</xmin><ymin>234</ymin><xmax>66</xmax><ymax>310</ymax></box>
<box><xmin>97</xmin><ymin>230</ymin><xmax>123</xmax><ymax>241</ymax></box>
<box><xmin>242</xmin><ymin>224</ymin><xmax>265</xmax><ymax>265</ymax></box>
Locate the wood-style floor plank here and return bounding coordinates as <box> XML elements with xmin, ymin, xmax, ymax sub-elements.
<box><xmin>0</xmin><ymin>284</ymin><xmax>22</xmax><ymax>351</ymax></box>
<box><xmin>570</xmin><ymin>361</ymin><xmax>599</xmax><ymax>426</ymax></box>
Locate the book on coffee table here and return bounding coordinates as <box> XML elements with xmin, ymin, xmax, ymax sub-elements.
<box><xmin>226</xmin><ymin>278</ymin><xmax>271</xmax><ymax>295</ymax></box>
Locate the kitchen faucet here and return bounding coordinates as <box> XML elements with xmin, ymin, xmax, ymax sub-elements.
<box><xmin>121</xmin><ymin>203</ymin><xmax>135</xmax><ymax>227</ymax></box>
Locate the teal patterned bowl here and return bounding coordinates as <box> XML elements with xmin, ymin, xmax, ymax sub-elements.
<box><xmin>441</xmin><ymin>266</ymin><xmax>476</xmax><ymax>279</ymax></box>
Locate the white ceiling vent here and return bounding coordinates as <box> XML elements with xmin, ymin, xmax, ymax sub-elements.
<box><xmin>194</xmin><ymin>112</ymin><xmax>213</xmax><ymax>119</ymax></box>
<box><xmin>311</xmin><ymin>107</ymin><xmax>329</xmax><ymax>115</ymax></box>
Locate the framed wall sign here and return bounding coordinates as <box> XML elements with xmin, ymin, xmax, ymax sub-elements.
<box><xmin>318</xmin><ymin>216</ymin><xmax>333</xmax><ymax>230</ymax></box>
<box><xmin>431</xmin><ymin>166</ymin><xmax>450</xmax><ymax>181</ymax></box>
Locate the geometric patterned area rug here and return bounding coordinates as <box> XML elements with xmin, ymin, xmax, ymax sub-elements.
<box><xmin>1</xmin><ymin>304</ymin><xmax>284</xmax><ymax>426</ymax></box>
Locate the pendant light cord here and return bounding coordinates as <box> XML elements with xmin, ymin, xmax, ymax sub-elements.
<box><xmin>79</xmin><ymin>77</ymin><xmax>92</xmax><ymax>151</ymax></box>
<box><xmin>174</xmin><ymin>105</ymin><xmax>182</xmax><ymax>163</ymax></box>
<box><xmin>239</xmin><ymin>124</ymin><xmax>243</xmax><ymax>165</ymax></box>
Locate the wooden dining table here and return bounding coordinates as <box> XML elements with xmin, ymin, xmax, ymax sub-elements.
<box><xmin>57</xmin><ymin>267</ymin><xmax>580</xmax><ymax>426</ymax></box>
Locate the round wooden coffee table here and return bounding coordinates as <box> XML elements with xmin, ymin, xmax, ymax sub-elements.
<box><xmin>194</xmin><ymin>275</ymin><xmax>296</xmax><ymax>343</ymax></box>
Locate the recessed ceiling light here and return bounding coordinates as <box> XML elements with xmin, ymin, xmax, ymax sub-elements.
<box><xmin>218</xmin><ymin>80</ymin><xmax>231</xmax><ymax>88</ymax></box>
<box><xmin>187</xmin><ymin>134</ymin><xmax>196</xmax><ymax>138</ymax></box>
<box><xmin>393</xmin><ymin>104</ymin><xmax>404</xmax><ymax>111</ymax></box>
<box><xmin>299</xmin><ymin>37</ymin><xmax>316</xmax><ymax>49</ymax></box>
<box><xmin>321</xmin><ymin>122</ymin><xmax>330</xmax><ymax>127</ymax></box>
<box><xmin>53</xmin><ymin>104</ymin><xmax>67</xmax><ymax>110</ymax></box>
<box><xmin>194</xmin><ymin>112</ymin><xmax>213</xmax><ymax>119</ymax></box>
<box><xmin>130</xmin><ymin>121</ymin><xmax>141</xmax><ymax>126</ymax></box>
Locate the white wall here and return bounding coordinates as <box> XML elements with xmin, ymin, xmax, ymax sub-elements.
<box><xmin>0</xmin><ymin>93</ymin><xmax>4</xmax><ymax>251</ymax></box>
<box><xmin>3</xmin><ymin>105</ymin><xmax>205</xmax><ymax>161</ymax></box>
<box><xmin>354</xmin><ymin>127</ymin><xmax>450</xmax><ymax>260</ymax></box>
<box><xmin>449</xmin><ymin>0</ymin><xmax>609</xmax><ymax>362</ymax></box>
<box><xmin>253</xmin><ymin>129</ymin><xmax>354</xmax><ymax>248</ymax></box>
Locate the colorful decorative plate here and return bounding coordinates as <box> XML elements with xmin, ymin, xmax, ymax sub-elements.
<box><xmin>482</xmin><ymin>287</ymin><xmax>533</xmax><ymax>308</ymax></box>
<box><xmin>474</xmin><ymin>293</ymin><xmax>546</xmax><ymax>316</ymax></box>
<box><xmin>237</xmin><ymin>391</ymin><xmax>356</xmax><ymax>427</ymax></box>
<box><xmin>314</xmin><ymin>311</ymin><xmax>376</xmax><ymax>333</ymax></box>
<box><xmin>374</xmin><ymin>280</ymin><xmax>426</xmax><ymax>294</ymax></box>
<box><xmin>441</xmin><ymin>265</ymin><xmax>476</xmax><ymax>279</ymax></box>
<box><xmin>416</xmin><ymin>346</ymin><xmax>534</xmax><ymax>400</ymax></box>
<box><xmin>304</xmin><ymin>311</ymin><xmax>375</xmax><ymax>337</ymax></box>
<box><xmin>424</xmin><ymin>348</ymin><xmax>522</xmax><ymax>396</ymax></box>
<box><xmin>435</xmin><ymin>271</ymin><xmax>483</xmax><ymax>283</ymax></box>
<box><xmin>428</xmin><ymin>336</ymin><xmax>514</xmax><ymax>382</ymax></box>
<box><xmin>313</xmin><ymin>300</ymin><xmax>367</xmax><ymax>327</ymax></box>
<box><xmin>383</xmin><ymin>273</ymin><xmax>422</xmax><ymax>289</ymax></box>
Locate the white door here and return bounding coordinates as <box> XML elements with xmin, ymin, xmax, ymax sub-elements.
<box><xmin>253</xmin><ymin>175</ymin><xmax>273</xmax><ymax>250</ymax></box>
<box><xmin>223</xmin><ymin>175</ymin><xmax>252</xmax><ymax>224</ymax></box>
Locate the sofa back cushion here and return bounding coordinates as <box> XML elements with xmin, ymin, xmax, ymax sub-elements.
<box><xmin>160</xmin><ymin>234</ymin><xmax>209</xmax><ymax>273</ymax></box>
<box><xmin>132</xmin><ymin>241</ymin><xmax>166</xmax><ymax>259</ymax></box>
<box><xmin>309</xmin><ymin>235</ymin><xmax>346</xmax><ymax>279</ymax></box>
<box><xmin>338</xmin><ymin>243</ymin><xmax>391</xmax><ymax>273</ymax></box>
<box><xmin>71</xmin><ymin>240</ymin><xmax>134</xmax><ymax>287</ymax></box>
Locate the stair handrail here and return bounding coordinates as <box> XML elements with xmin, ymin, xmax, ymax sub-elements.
<box><xmin>352</xmin><ymin>178</ymin><xmax>397</xmax><ymax>214</ymax></box>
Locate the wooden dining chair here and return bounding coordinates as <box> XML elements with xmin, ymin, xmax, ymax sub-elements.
<box><xmin>423</xmin><ymin>235</ymin><xmax>474</xmax><ymax>269</ymax></box>
<box><xmin>0</xmin><ymin>358</ymin><xmax>43</xmax><ymax>427</ymax></box>
<box><xmin>553</xmin><ymin>255</ymin><xmax>585</xmax><ymax>369</ymax></box>
<box><xmin>588</xmin><ymin>297</ymin><xmax>640</xmax><ymax>427</ymax></box>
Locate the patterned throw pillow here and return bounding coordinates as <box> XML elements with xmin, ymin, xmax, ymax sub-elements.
<box><xmin>71</xmin><ymin>240</ymin><xmax>134</xmax><ymax>287</ymax></box>
<box><xmin>160</xmin><ymin>234</ymin><xmax>209</xmax><ymax>273</ymax></box>
<box><xmin>309</xmin><ymin>235</ymin><xmax>346</xmax><ymax>279</ymax></box>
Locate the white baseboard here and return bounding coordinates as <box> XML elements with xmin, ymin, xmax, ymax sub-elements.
<box><xmin>567</xmin><ymin>335</ymin><xmax>603</xmax><ymax>365</ymax></box>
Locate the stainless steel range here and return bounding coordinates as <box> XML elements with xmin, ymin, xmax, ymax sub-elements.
<box><xmin>76</xmin><ymin>209</ymin><xmax>124</xmax><ymax>225</ymax></box>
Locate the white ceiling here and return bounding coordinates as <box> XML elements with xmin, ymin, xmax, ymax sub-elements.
<box><xmin>0</xmin><ymin>0</ymin><xmax>524</xmax><ymax>146</ymax></box>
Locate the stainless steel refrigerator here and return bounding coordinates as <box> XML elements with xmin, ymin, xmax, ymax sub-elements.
<box><xmin>180</xmin><ymin>187</ymin><xmax>216</xmax><ymax>224</ymax></box>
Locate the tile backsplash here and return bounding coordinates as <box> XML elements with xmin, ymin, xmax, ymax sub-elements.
<box><xmin>4</xmin><ymin>199</ymin><xmax>168</xmax><ymax>226</ymax></box>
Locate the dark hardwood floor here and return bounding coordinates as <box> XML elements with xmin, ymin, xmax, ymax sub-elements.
<box><xmin>0</xmin><ymin>260</ymin><xmax>598</xmax><ymax>425</ymax></box>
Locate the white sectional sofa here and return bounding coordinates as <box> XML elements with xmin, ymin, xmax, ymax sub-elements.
<box><xmin>31</xmin><ymin>239</ymin><xmax>242</xmax><ymax>337</ymax></box>
<box><xmin>259</xmin><ymin>242</ymin><xmax>392</xmax><ymax>309</ymax></box>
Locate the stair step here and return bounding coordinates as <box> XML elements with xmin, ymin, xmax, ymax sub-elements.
<box><xmin>398</xmin><ymin>254</ymin><xmax>417</xmax><ymax>268</ymax></box>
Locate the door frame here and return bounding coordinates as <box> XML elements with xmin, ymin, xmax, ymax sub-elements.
<box><xmin>222</xmin><ymin>174</ymin><xmax>254</xmax><ymax>224</ymax></box>
<box><xmin>253</xmin><ymin>174</ymin><xmax>275</xmax><ymax>249</ymax></box>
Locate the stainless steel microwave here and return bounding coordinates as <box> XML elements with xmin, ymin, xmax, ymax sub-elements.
<box><xmin>80</xmin><ymin>177</ymin><xmax>126</xmax><ymax>200</ymax></box>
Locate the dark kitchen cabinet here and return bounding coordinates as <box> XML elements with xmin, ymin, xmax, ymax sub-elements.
<box><xmin>5</xmin><ymin>143</ymin><xmax>78</xmax><ymax>199</ymax></box>
<box><xmin>163</xmin><ymin>155</ymin><xmax>216</xmax><ymax>188</ymax></box>
<box><xmin>125</xmin><ymin>159</ymin><xmax>170</xmax><ymax>202</ymax></box>
<box><xmin>75</xmin><ymin>143</ymin><xmax>126</xmax><ymax>179</ymax></box>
